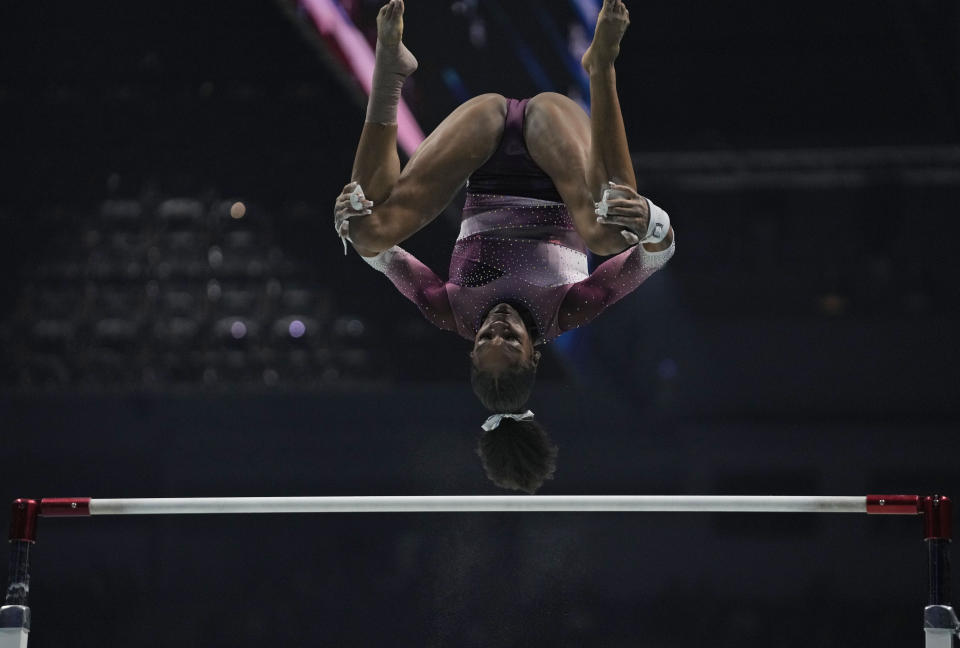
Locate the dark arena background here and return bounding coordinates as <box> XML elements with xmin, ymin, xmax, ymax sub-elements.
<box><xmin>2</xmin><ymin>1</ymin><xmax>959</xmax><ymax>646</ymax></box>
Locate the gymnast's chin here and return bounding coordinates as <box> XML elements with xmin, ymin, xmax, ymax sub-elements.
<box><xmin>469</xmin><ymin>302</ymin><xmax>557</xmax><ymax>494</ymax></box>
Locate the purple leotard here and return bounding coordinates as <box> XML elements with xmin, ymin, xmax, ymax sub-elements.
<box><xmin>361</xmin><ymin>98</ymin><xmax>675</xmax><ymax>345</ymax></box>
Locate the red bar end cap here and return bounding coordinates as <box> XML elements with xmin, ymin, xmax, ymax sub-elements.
<box><xmin>866</xmin><ymin>494</ymin><xmax>920</xmax><ymax>515</ymax></box>
<box><xmin>40</xmin><ymin>498</ymin><xmax>91</xmax><ymax>517</ymax></box>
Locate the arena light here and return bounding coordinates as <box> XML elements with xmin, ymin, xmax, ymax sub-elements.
<box><xmin>229</xmin><ymin>321</ymin><xmax>247</xmax><ymax>339</ymax></box>
<box><xmin>288</xmin><ymin>319</ymin><xmax>306</xmax><ymax>338</ymax></box>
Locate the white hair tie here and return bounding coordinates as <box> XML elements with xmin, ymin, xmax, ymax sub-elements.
<box><xmin>481</xmin><ymin>410</ymin><xmax>535</xmax><ymax>431</ymax></box>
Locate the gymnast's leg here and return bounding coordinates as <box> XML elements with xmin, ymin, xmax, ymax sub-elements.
<box><xmin>524</xmin><ymin>0</ymin><xmax>636</xmax><ymax>256</ymax></box>
<box><xmin>580</xmin><ymin>0</ymin><xmax>637</xmax><ymax>196</ymax></box>
<box><xmin>342</xmin><ymin>1</ymin><xmax>507</xmax><ymax>254</ymax></box>
<box><xmin>350</xmin><ymin>0</ymin><xmax>418</xmax><ymax>204</ymax></box>
<box><xmin>347</xmin><ymin>93</ymin><xmax>507</xmax><ymax>255</ymax></box>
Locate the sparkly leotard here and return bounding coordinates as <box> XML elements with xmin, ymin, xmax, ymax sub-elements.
<box><xmin>361</xmin><ymin>97</ymin><xmax>675</xmax><ymax>345</ymax></box>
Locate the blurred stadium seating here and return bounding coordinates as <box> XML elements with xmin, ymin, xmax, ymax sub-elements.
<box><xmin>3</xmin><ymin>193</ymin><xmax>385</xmax><ymax>390</ymax></box>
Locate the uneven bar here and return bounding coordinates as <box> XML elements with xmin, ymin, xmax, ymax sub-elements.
<box><xmin>68</xmin><ymin>495</ymin><xmax>879</xmax><ymax>516</ymax></box>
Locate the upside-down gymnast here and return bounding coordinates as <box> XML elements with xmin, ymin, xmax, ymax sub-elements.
<box><xmin>334</xmin><ymin>0</ymin><xmax>675</xmax><ymax>493</ymax></box>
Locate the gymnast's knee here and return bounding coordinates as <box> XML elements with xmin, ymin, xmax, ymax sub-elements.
<box><xmin>348</xmin><ymin>210</ymin><xmax>403</xmax><ymax>255</ymax></box>
<box><xmin>584</xmin><ymin>229</ymin><xmax>631</xmax><ymax>257</ymax></box>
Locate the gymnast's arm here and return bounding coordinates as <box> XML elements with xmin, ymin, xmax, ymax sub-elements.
<box><xmin>334</xmin><ymin>182</ymin><xmax>424</xmax><ymax>256</ymax></box>
<box><xmin>641</xmin><ymin>228</ymin><xmax>674</xmax><ymax>254</ymax></box>
<box><xmin>557</xmin><ymin>228</ymin><xmax>675</xmax><ymax>332</ymax></box>
<box><xmin>355</xmin><ymin>245</ymin><xmax>458</xmax><ymax>333</ymax></box>
<box><xmin>594</xmin><ymin>183</ymin><xmax>674</xmax><ymax>255</ymax></box>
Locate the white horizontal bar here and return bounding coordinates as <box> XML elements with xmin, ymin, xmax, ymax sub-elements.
<box><xmin>89</xmin><ymin>496</ymin><xmax>866</xmax><ymax>516</ymax></box>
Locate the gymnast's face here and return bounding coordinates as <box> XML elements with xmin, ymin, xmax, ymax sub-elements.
<box><xmin>470</xmin><ymin>303</ymin><xmax>540</xmax><ymax>374</ymax></box>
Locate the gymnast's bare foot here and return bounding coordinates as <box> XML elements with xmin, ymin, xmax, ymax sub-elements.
<box><xmin>376</xmin><ymin>0</ymin><xmax>418</xmax><ymax>78</ymax></box>
<box><xmin>581</xmin><ymin>0</ymin><xmax>630</xmax><ymax>75</ymax></box>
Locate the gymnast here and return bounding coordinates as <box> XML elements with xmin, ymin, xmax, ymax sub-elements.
<box><xmin>334</xmin><ymin>0</ymin><xmax>675</xmax><ymax>493</ymax></box>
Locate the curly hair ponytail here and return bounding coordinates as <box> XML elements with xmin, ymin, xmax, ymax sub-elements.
<box><xmin>476</xmin><ymin>417</ymin><xmax>557</xmax><ymax>494</ymax></box>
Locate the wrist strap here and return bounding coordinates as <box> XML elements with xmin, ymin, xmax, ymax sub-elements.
<box><xmin>594</xmin><ymin>188</ymin><xmax>670</xmax><ymax>245</ymax></box>
<box><xmin>642</xmin><ymin>198</ymin><xmax>670</xmax><ymax>244</ymax></box>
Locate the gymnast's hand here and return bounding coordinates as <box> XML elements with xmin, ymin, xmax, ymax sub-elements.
<box><xmin>334</xmin><ymin>181</ymin><xmax>374</xmax><ymax>241</ymax></box>
<box><xmin>594</xmin><ymin>182</ymin><xmax>649</xmax><ymax>246</ymax></box>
